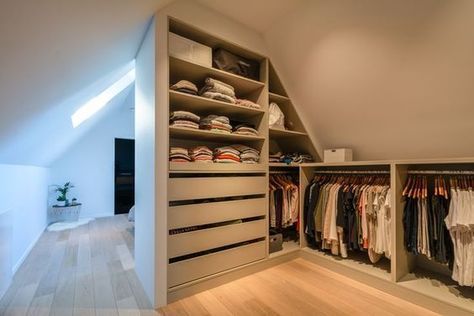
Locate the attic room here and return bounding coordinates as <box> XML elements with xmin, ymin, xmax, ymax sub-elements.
<box><xmin>1</xmin><ymin>0</ymin><xmax>474</xmax><ymax>315</ymax></box>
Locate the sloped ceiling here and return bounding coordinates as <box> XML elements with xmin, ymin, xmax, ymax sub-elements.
<box><xmin>2</xmin><ymin>0</ymin><xmax>474</xmax><ymax>165</ymax></box>
<box><xmin>195</xmin><ymin>0</ymin><xmax>303</xmax><ymax>32</ymax></box>
<box><xmin>0</xmin><ymin>0</ymin><xmax>172</xmax><ymax>166</ymax></box>
<box><xmin>264</xmin><ymin>0</ymin><xmax>474</xmax><ymax>160</ymax></box>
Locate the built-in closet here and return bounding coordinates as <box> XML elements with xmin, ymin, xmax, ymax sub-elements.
<box><xmin>135</xmin><ymin>11</ymin><xmax>474</xmax><ymax>315</ymax></box>
<box><xmin>167</xmin><ymin>19</ymin><xmax>269</xmax><ymax>290</ymax></box>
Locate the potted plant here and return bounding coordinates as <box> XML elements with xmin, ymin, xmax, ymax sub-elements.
<box><xmin>54</xmin><ymin>182</ymin><xmax>74</xmax><ymax>207</ymax></box>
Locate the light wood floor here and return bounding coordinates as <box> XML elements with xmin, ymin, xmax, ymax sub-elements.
<box><xmin>161</xmin><ymin>259</ymin><xmax>438</xmax><ymax>316</ymax></box>
<box><xmin>0</xmin><ymin>215</ymin><xmax>438</xmax><ymax>316</ymax></box>
<box><xmin>0</xmin><ymin>215</ymin><xmax>156</xmax><ymax>316</ymax></box>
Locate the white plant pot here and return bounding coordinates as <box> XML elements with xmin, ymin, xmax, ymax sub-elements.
<box><xmin>56</xmin><ymin>201</ymin><xmax>66</xmax><ymax>207</ymax></box>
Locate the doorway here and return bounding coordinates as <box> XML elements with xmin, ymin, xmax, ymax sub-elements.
<box><xmin>114</xmin><ymin>138</ymin><xmax>135</xmax><ymax>215</ymax></box>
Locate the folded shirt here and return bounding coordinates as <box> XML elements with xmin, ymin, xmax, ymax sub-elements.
<box><xmin>233</xmin><ymin>124</ymin><xmax>258</xmax><ymax>136</ymax></box>
<box><xmin>236</xmin><ymin>99</ymin><xmax>261</xmax><ymax>110</ymax></box>
<box><xmin>170</xmin><ymin>147</ymin><xmax>189</xmax><ymax>155</ymax></box>
<box><xmin>169</xmin><ymin>147</ymin><xmax>192</xmax><ymax>162</ymax></box>
<box><xmin>232</xmin><ymin>144</ymin><xmax>260</xmax><ymax>155</ymax></box>
<box><xmin>189</xmin><ymin>146</ymin><xmax>213</xmax><ymax>162</ymax></box>
<box><xmin>201</xmin><ymin>91</ymin><xmax>236</xmax><ymax>104</ymax></box>
<box><xmin>170</xmin><ymin>120</ymin><xmax>199</xmax><ymax>129</ymax></box>
<box><xmin>170</xmin><ymin>80</ymin><xmax>198</xmax><ymax>95</ymax></box>
<box><xmin>200</xmin><ymin>114</ymin><xmax>230</xmax><ymax>125</ymax></box>
<box><xmin>170</xmin><ymin>111</ymin><xmax>200</xmax><ymax>123</ymax></box>
<box><xmin>214</xmin><ymin>146</ymin><xmax>241</xmax><ymax>157</ymax></box>
<box><xmin>199</xmin><ymin>78</ymin><xmax>235</xmax><ymax>98</ymax></box>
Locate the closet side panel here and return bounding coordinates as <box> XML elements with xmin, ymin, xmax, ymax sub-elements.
<box><xmin>392</xmin><ymin>164</ymin><xmax>415</xmax><ymax>281</ymax></box>
<box><xmin>134</xmin><ymin>17</ymin><xmax>158</xmax><ymax>307</ymax></box>
<box><xmin>156</xmin><ymin>12</ymin><xmax>171</xmax><ymax>307</ymax></box>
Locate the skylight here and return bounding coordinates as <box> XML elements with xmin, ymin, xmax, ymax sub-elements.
<box><xmin>71</xmin><ymin>68</ymin><xmax>136</xmax><ymax>128</ymax></box>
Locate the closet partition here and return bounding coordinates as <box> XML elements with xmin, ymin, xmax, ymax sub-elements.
<box><xmin>299</xmin><ymin>163</ymin><xmax>394</xmax><ymax>281</ymax></box>
<box><xmin>393</xmin><ymin>162</ymin><xmax>474</xmax><ymax>313</ymax></box>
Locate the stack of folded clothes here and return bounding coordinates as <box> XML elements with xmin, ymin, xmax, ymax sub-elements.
<box><xmin>232</xmin><ymin>123</ymin><xmax>258</xmax><ymax>136</ymax></box>
<box><xmin>170</xmin><ymin>80</ymin><xmax>198</xmax><ymax>95</ymax></box>
<box><xmin>269</xmin><ymin>152</ymin><xmax>282</xmax><ymax>163</ymax></box>
<box><xmin>169</xmin><ymin>147</ymin><xmax>191</xmax><ymax>162</ymax></box>
<box><xmin>213</xmin><ymin>146</ymin><xmax>241</xmax><ymax>163</ymax></box>
<box><xmin>236</xmin><ymin>99</ymin><xmax>261</xmax><ymax>110</ymax></box>
<box><xmin>199</xmin><ymin>78</ymin><xmax>236</xmax><ymax>104</ymax></box>
<box><xmin>200</xmin><ymin>115</ymin><xmax>232</xmax><ymax>133</ymax></box>
<box><xmin>189</xmin><ymin>146</ymin><xmax>213</xmax><ymax>163</ymax></box>
<box><xmin>232</xmin><ymin>144</ymin><xmax>260</xmax><ymax>164</ymax></box>
<box><xmin>279</xmin><ymin>153</ymin><xmax>313</xmax><ymax>164</ymax></box>
<box><xmin>292</xmin><ymin>153</ymin><xmax>313</xmax><ymax>164</ymax></box>
<box><xmin>169</xmin><ymin>111</ymin><xmax>200</xmax><ymax>129</ymax></box>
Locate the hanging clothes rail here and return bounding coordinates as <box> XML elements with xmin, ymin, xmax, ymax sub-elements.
<box><xmin>407</xmin><ymin>170</ymin><xmax>474</xmax><ymax>175</ymax></box>
<box><xmin>314</xmin><ymin>170</ymin><xmax>390</xmax><ymax>174</ymax></box>
<box><xmin>270</xmin><ymin>170</ymin><xmax>299</xmax><ymax>174</ymax></box>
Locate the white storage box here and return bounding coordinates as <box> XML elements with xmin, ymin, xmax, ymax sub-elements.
<box><xmin>324</xmin><ymin>148</ymin><xmax>353</xmax><ymax>163</ymax></box>
<box><xmin>169</xmin><ymin>32</ymin><xmax>212</xmax><ymax>67</ymax></box>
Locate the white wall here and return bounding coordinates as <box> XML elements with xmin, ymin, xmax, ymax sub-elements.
<box><xmin>50</xmin><ymin>94</ymin><xmax>134</xmax><ymax>218</ymax></box>
<box><xmin>265</xmin><ymin>0</ymin><xmax>474</xmax><ymax>161</ymax></box>
<box><xmin>0</xmin><ymin>164</ymin><xmax>50</xmax><ymax>277</ymax></box>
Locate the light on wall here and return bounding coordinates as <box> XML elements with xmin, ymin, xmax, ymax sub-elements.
<box><xmin>71</xmin><ymin>68</ymin><xmax>136</xmax><ymax>128</ymax></box>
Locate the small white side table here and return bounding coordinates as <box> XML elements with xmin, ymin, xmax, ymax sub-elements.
<box><xmin>49</xmin><ymin>204</ymin><xmax>82</xmax><ymax>223</ymax></box>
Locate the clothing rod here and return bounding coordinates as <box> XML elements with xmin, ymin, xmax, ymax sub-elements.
<box><xmin>270</xmin><ymin>171</ymin><xmax>298</xmax><ymax>174</ymax></box>
<box><xmin>313</xmin><ymin>170</ymin><xmax>390</xmax><ymax>174</ymax></box>
<box><xmin>407</xmin><ymin>170</ymin><xmax>474</xmax><ymax>175</ymax></box>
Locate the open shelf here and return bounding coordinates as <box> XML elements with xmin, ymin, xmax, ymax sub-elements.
<box><xmin>269</xmin><ymin>240</ymin><xmax>300</xmax><ymax>259</ymax></box>
<box><xmin>269</xmin><ymin>128</ymin><xmax>307</xmax><ymax>138</ymax></box>
<box><xmin>269</xmin><ymin>92</ymin><xmax>290</xmax><ymax>104</ymax></box>
<box><xmin>169</xmin><ymin>90</ymin><xmax>265</xmax><ymax>117</ymax></box>
<box><xmin>269</xmin><ymin>163</ymin><xmax>301</xmax><ymax>168</ymax></box>
<box><xmin>169</xmin><ymin>126</ymin><xmax>265</xmax><ymax>142</ymax></box>
<box><xmin>169</xmin><ymin>56</ymin><xmax>265</xmax><ymax>96</ymax></box>
<box><xmin>301</xmin><ymin>247</ymin><xmax>391</xmax><ymax>281</ymax></box>
<box><xmin>169</xmin><ymin>162</ymin><xmax>267</xmax><ymax>173</ymax></box>
<box><xmin>398</xmin><ymin>268</ymin><xmax>474</xmax><ymax>313</ymax></box>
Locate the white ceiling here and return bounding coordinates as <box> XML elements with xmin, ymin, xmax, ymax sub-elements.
<box><xmin>0</xmin><ymin>0</ymin><xmax>173</xmax><ymax>166</ymax></box>
<box><xmin>195</xmin><ymin>0</ymin><xmax>303</xmax><ymax>32</ymax></box>
<box><xmin>264</xmin><ymin>0</ymin><xmax>474</xmax><ymax>160</ymax></box>
<box><xmin>3</xmin><ymin>0</ymin><xmax>473</xmax><ymax>165</ymax></box>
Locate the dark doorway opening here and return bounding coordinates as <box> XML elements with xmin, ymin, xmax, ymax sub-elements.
<box><xmin>115</xmin><ymin>138</ymin><xmax>135</xmax><ymax>215</ymax></box>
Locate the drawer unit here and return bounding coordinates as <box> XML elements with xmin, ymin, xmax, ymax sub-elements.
<box><xmin>168</xmin><ymin>240</ymin><xmax>266</xmax><ymax>288</ymax></box>
<box><xmin>169</xmin><ymin>176</ymin><xmax>266</xmax><ymax>201</ymax></box>
<box><xmin>169</xmin><ymin>197</ymin><xmax>266</xmax><ymax>229</ymax></box>
<box><xmin>169</xmin><ymin>219</ymin><xmax>266</xmax><ymax>258</ymax></box>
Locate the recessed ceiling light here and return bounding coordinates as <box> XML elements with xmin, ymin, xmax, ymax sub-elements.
<box><xmin>71</xmin><ymin>68</ymin><xmax>135</xmax><ymax>128</ymax></box>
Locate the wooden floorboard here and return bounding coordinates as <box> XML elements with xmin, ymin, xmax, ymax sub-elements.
<box><xmin>1</xmin><ymin>214</ymin><xmax>439</xmax><ymax>315</ymax></box>
<box><xmin>161</xmin><ymin>258</ymin><xmax>439</xmax><ymax>316</ymax></box>
<box><xmin>0</xmin><ymin>215</ymin><xmax>156</xmax><ymax>316</ymax></box>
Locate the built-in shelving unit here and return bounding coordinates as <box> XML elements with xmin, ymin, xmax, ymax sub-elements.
<box><xmin>167</xmin><ymin>17</ymin><xmax>269</xmax><ymax>291</ymax></box>
<box><xmin>269</xmin><ymin>127</ymin><xmax>307</xmax><ymax>137</ymax></box>
<box><xmin>169</xmin><ymin>56</ymin><xmax>264</xmax><ymax>96</ymax></box>
<box><xmin>169</xmin><ymin>126</ymin><xmax>266</xmax><ymax>142</ymax></box>
<box><xmin>146</xmin><ymin>13</ymin><xmax>474</xmax><ymax>315</ymax></box>
<box><xmin>268</xmin><ymin>63</ymin><xmax>319</xmax><ymax>161</ymax></box>
<box><xmin>170</xmin><ymin>90</ymin><xmax>265</xmax><ymax>117</ymax></box>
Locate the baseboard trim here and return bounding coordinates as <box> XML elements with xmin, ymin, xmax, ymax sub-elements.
<box><xmin>12</xmin><ymin>227</ymin><xmax>44</xmax><ymax>274</ymax></box>
<box><xmin>166</xmin><ymin>248</ymin><xmax>472</xmax><ymax>315</ymax></box>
